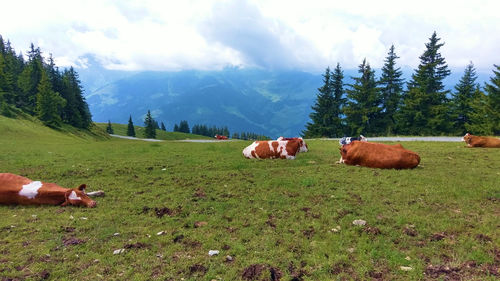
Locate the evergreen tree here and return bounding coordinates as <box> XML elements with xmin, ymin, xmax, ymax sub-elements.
<box><xmin>143</xmin><ymin>110</ymin><xmax>156</xmax><ymax>138</ymax></box>
<box><xmin>35</xmin><ymin>71</ymin><xmax>65</xmax><ymax>127</ymax></box>
<box><xmin>465</xmin><ymin>90</ymin><xmax>492</xmax><ymax>135</ymax></box>
<box><xmin>343</xmin><ymin>59</ymin><xmax>382</xmax><ymax>136</ymax></box>
<box><xmin>106</xmin><ymin>120</ymin><xmax>114</xmax><ymax>134</ymax></box>
<box><xmin>232</xmin><ymin>132</ymin><xmax>239</xmax><ymax>139</ymax></box>
<box><xmin>173</xmin><ymin>124</ymin><xmax>179</xmax><ymax>132</ymax></box>
<box><xmin>379</xmin><ymin>45</ymin><xmax>404</xmax><ymax>135</ymax></box>
<box><xmin>303</xmin><ymin>67</ymin><xmax>334</xmax><ymax>137</ymax></box>
<box><xmin>330</xmin><ymin>63</ymin><xmax>346</xmax><ymax>137</ymax></box>
<box><xmin>160</xmin><ymin>122</ymin><xmax>166</xmax><ymax>131</ymax></box>
<box><xmin>449</xmin><ymin>63</ymin><xmax>480</xmax><ymax>135</ymax></box>
<box><xmin>484</xmin><ymin>64</ymin><xmax>500</xmax><ymax>134</ymax></box>
<box><xmin>398</xmin><ymin>32</ymin><xmax>451</xmax><ymax>135</ymax></box>
<box><xmin>60</xmin><ymin>67</ymin><xmax>92</xmax><ymax>128</ymax></box>
<box><xmin>178</xmin><ymin>120</ymin><xmax>190</xmax><ymax>133</ymax></box>
<box><xmin>18</xmin><ymin>43</ymin><xmax>43</xmax><ymax>112</ymax></box>
<box><xmin>127</xmin><ymin>115</ymin><xmax>136</xmax><ymax>137</ymax></box>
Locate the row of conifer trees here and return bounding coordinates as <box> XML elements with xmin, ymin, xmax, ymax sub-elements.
<box><xmin>303</xmin><ymin>32</ymin><xmax>500</xmax><ymax>138</ymax></box>
<box><xmin>0</xmin><ymin>35</ymin><xmax>92</xmax><ymax>128</ymax></box>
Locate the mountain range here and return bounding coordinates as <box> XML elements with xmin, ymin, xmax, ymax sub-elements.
<box><xmin>77</xmin><ymin>59</ymin><xmax>493</xmax><ymax>138</ymax></box>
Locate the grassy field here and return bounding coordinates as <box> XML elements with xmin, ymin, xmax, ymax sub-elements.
<box><xmin>0</xmin><ymin>116</ymin><xmax>499</xmax><ymax>280</ymax></box>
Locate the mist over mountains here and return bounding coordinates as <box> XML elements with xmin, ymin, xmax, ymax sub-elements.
<box><xmin>77</xmin><ymin>58</ymin><xmax>492</xmax><ymax>138</ymax></box>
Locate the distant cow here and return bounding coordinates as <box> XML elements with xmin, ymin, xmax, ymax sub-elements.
<box><xmin>215</xmin><ymin>134</ymin><xmax>228</xmax><ymax>140</ymax></box>
<box><xmin>277</xmin><ymin>137</ymin><xmax>309</xmax><ymax>152</ymax></box>
<box><xmin>462</xmin><ymin>133</ymin><xmax>500</xmax><ymax>148</ymax></box>
<box><xmin>243</xmin><ymin>139</ymin><xmax>302</xmax><ymax>159</ymax></box>
<box><xmin>0</xmin><ymin>173</ymin><xmax>96</xmax><ymax>207</ymax></box>
<box><xmin>339</xmin><ymin>135</ymin><xmax>367</xmax><ymax>146</ymax></box>
<box><xmin>339</xmin><ymin>141</ymin><xmax>420</xmax><ymax>169</ymax></box>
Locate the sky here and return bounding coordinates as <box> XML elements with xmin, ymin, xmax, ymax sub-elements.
<box><xmin>1</xmin><ymin>0</ymin><xmax>499</xmax><ymax>73</ymax></box>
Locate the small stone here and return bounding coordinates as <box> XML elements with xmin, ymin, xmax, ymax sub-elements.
<box><xmin>113</xmin><ymin>249</ymin><xmax>125</xmax><ymax>255</ymax></box>
<box><xmin>194</xmin><ymin>221</ymin><xmax>208</xmax><ymax>228</ymax></box>
<box><xmin>93</xmin><ymin>259</ymin><xmax>100</xmax><ymax>263</ymax></box>
<box><xmin>113</xmin><ymin>233</ymin><xmax>120</xmax><ymax>236</ymax></box>
<box><xmin>352</xmin><ymin>219</ymin><xmax>366</xmax><ymax>226</ymax></box>
<box><xmin>208</xmin><ymin>250</ymin><xmax>219</xmax><ymax>256</ymax></box>
<box><xmin>156</xmin><ymin>254</ymin><xmax>163</xmax><ymax>258</ymax></box>
<box><xmin>405</xmin><ymin>256</ymin><xmax>411</xmax><ymax>261</ymax></box>
<box><xmin>161</xmin><ymin>168</ymin><xmax>167</xmax><ymax>171</ymax></box>
<box><xmin>226</xmin><ymin>255</ymin><xmax>234</xmax><ymax>262</ymax></box>
<box><xmin>157</xmin><ymin>231</ymin><xmax>166</xmax><ymax>236</ymax></box>
<box><xmin>347</xmin><ymin>248</ymin><xmax>355</xmax><ymax>253</ymax></box>
<box><xmin>81</xmin><ymin>217</ymin><xmax>88</xmax><ymax>220</ymax></box>
<box><xmin>400</xmin><ymin>266</ymin><xmax>413</xmax><ymax>271</ymax></box>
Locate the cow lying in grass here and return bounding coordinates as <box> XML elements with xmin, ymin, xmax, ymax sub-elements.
<box><xmin>339</xmin><ymin>135</ymin><xmax>367</xmax><ymax>145</ymax></box>
<box><xmin>243</xmin><ymin>138</ymin><xmax>303</xmax><ymax>159</ymax></box>
<box><xmin>339</xmin><ymin>141</ymin><xmax>420</xmax><ymax>169</ymax></box>
<box><xmin>0</xmin><ymin>173</ymin><xmax>96</xmax><ymax>207</ymax></box>
<box><xmin>277</xmin><ymin>137</ymin><xmax>309</xmax><ymax>152</ymax></box>
<box><xmin>462</xmin><ymin>133</ymin><xmax>500</xmax><ymax>148</ymax></box>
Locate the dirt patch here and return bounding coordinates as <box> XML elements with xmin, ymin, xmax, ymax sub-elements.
<box><xmin>335</xmin><ymin>209</ymin><xmax>352</xmax><ymax>220</ymax></box>
<box><xmin>430</xmin><ymin>232</ymin><xmax>447</xmax><ymax>241</ymax></box>
<box><xmin>475</xmin><ymin>233</ymin><xmax>492</xmax><ymax>243</ymax></box>
<box><xmin>189</xmin><ymin>264</ymin><xmax>207</xmax><ymax>276</ymax></box>
<box><xmin>193</xmin><ymin>188</ymin><xmax>206</xmax><ymax>199</ymax></box>
<box><xmin>403</xmin><ymin>226</ymin><xmax>418</xmax><ymax>237</ymax></box>
<box><xmin>363</xmin><ymin>226</ymin><xmax>381</xmax><ymax>235</ymax></box>
<box><xmin>62</xmin><ymin>237</ymin><xmax>85</xmax><ymax>246</ymax></box>
<box><xmin>39</xmin><ymin>270</ymin><xmax>50</xmax><ymax>280</ymax></box>
<box><xmin>241</xmin><ymin>264</ymin><xmax>282</xmax><ymax>281</ymax></box>
<box><xmin>61</xmin><ymin>226</ymin><xmax>75</xmax><ymax>233</ymax></box>
<box><xmin>266</xmin><ymin>215</ymin><xmax>277</xmax><ymax>229</ymax></box>
<box><xmin>288</xmin><ymin>261</ymin><xmax>309</xmax><ymax>281</ymax></box>
<box><xmin>141</xmin><ymin>206</ymin><xmax>182</xmax><ymax>218</ymax></box>
<box><xmin>302</xmin><ymin>226</ymin><xmax>315</xmax><ymax>239</ymax></box>
<box><xmin>330</xmin><ymin>261</ymin><xmax>354</xmax><ymax>275</ymax></box>
<box><xmin>124</xmin><ymin>242</ymin><xmax>150</xmax><ymax>249</ymax></box>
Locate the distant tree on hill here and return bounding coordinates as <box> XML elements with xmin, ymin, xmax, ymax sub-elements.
<box><xmin>379</xmin><ymin>45</ymin><xmax>404</xmax><ymax>135</ymax></box>
<box><xmin>143</xmin><ymin>110</ymin><xmax>156</xmax><ymax>138</ymax></box>
<box><xmin>160</xmin><ymin>122</ymin><xmax>166</xmax><ymax>131</ymax></box>
<box><xmin>35</xmin><ymin>71</ymin><xmax>65</xmax><ymax>127</ymax></box>
<box><xmin>127</xmin><ymin>115</ymin><xmax>135</xmax><ymax>137</ymax></box>
<box><xmin>106</xmin><ymin>120</ymin><xmax>114</xmax><ymax>134</ymax></box>
<box><xmin>173</xmin><ymin>124</ymin><xmax>179</xmax><ymax>132</ymax></box>
<box><xmin>397</xmin><ymin>32</ymin><xmax>451</xmax><ymax>135</ymax></box>
<box><xmin>303</xmin><ymin>67</ymin><xmax>334</xmax><ymax>138</ymax></box>
<box><xmin>449</xmin><ymin>62</ymin><xmax>481</xmax><ymax>135</ymax></box>
<box><xmin>176</xmin><ymin>120</ymin><xmax>190</xmax><ymax>133</ymax></box>
<box><xmin>484</xmin><ymin>64</ymin><xmax>500</xmax><ymax>134</ymax></box>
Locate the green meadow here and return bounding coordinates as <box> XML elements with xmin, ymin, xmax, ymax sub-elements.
<box><xmin>0</xmin><ymin>116</ymin><xmax>499</xmax><ymax>280</ymax></box>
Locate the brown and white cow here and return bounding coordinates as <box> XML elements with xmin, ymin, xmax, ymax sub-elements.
<box><xmin>339</xmin><ymin>141</ymin><xmax>420</xmax><ymax>169</ymax></box>
<box><xmin>0</xmin><ymin>173</ymin><xmax>96</xmax><ymax>207</ymax></box>
<box><xmin>462</xmin><ymin>133</ymin><xmax>500</xmax><ymax>148</ymax></box>
<box><xmin>243</xmin><ymin>139</ymin><xmax>302</xmax><ymax>159</ymax></box>
<box><xmin>277</xmin><ymin>137</ymin><xmax>309</xmax><ymax>152</ymax></box>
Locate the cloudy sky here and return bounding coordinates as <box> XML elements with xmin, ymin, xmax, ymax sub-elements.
<box><xmin>1</xmin><ymin>0</ymin><xmax>499</xmax><ymax>72</ymax></box>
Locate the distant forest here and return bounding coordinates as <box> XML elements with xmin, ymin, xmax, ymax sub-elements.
<box><xmin>304</xmin><ymin>32</ymin><xmax>500</xmax><ymax>138</ymax></box>
<box><xmin>0</xmin><ymin>35</ymin><xmax>91</xmax><ymax>128</ymax></box>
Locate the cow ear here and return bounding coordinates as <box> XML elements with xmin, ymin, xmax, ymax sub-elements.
<box><xmin>77</xmin><ymin>184</ymin><xmax>86</xmax><ymax>191</ymax></box>
<box><xmin>62</xmin><ymin>190</ymin><xmax>72</xmax><ymax>206</ymax></box>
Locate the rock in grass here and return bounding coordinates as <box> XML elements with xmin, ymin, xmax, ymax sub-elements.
<box><xmin>194</xmin><ymin>221</ymin><xmax>208</xmax><ymax>228</ymax></box>
<box><xmin>208</xmin><ymin>250</ymin><xmax>219</xmax><ymax>256</ymax></box>
<box><xmin>400</xmin><ymin>266</ymin><xmax>413</xmax><ymax>271</ymax></box>
<box><xmin>352</xmin><ymin>219</ymin><xmax>366</xmax><ymax>226</ymax></box>
<box><xmin>113</xmin><ymin>249</ymin><xmax>125</xmax><ymax>255</ymax></box>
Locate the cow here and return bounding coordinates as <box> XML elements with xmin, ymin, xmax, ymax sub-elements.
<box><xmin>277</xmin><ymin>137</ymin><xmax>309</xmax><ymax>152</ymax></box>
<box><xmin>243</xmin><ymin>139</ymin><xmax>302</xmax><ymax>159</ymax></box>
<box><xmin>339</xmin><ymin>141</ymin><xmax>420</xmax><ymax>169</ymax></box>
<box><xmin>0</xmin><ymin>173</ymin><xmax>96</xmax><ymax>207</ymax></box>
<box><xmin>462</xmin><ymin>133</ymin><xmax>500</xmax><ymax>148</ymax></box>
<box><xmin>339</xmin><ymin>135</ymin><xmax>367</xmax><ymax>146</ymax></box>
<box><xmin>215</xmin><ymin>134</ymin><xmax>228</xmax><ymax>140</ymax></box>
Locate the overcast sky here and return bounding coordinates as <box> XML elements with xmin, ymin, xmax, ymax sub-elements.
<box><xmin>1</xmin><ymin>0</ymin><xmax>499</xmax><ymax>73</ymax></box>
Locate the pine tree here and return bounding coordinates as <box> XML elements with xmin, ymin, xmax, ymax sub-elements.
<box><xmin>18</xmin><ymin>43</ymin><xmax>43</xmax><ymax>112</ymax></box>
<box><xmin>127</xmin><ymin>115</ymin><xmax>136</xmax><ymax>137</ymax></box>
<box><xmin>343</xmin><ymin>59</ymin><xmax>382</xmax><ymax>136</ymax></box>
<box><xmin>303</xmin><ymin>67</ymin><xmax>334</xmax><ymax>137</ymax></box>
<box><xmin>484</xmin><ymin>64</ymin><xmax>500</xmax><ymax>134</ymax></box>
<box><xmin>160</xmin><ymin>122</ymin><xmax>166</xmax><ymax>131</ymax></box>
<box><xmin>106</xmin><ymin>120</ymin><xmax>114</xmax><ymax>134</ymax></box>
<box><xmin>330</xmin><ymin>63</ymin><xmax>347</xmax><ymax>137</ymax></box>
<box><xmin>465</xmin><ymin>90</ymin><xmax>492</xmax><ymax>135</ymax></box>
<box><xmin>173</xmin><ymin>124</ymin><xmax>179</xmax><ymax>132</ymax></box>
<box><xmin>178</xmin><ymin>120</ymin><xmax>190</xmax><ymax>133</ymax></box>
<box><xmin>35</xmin><ymin>71</ymin><xmax>65</xmax><ymax>127</ymax></box>
<box><xmin>398</xmin><ymin>32</ymin><xmax>451</xmax><ymax>135</ymax></box>
<box><xmin>143</xmin><ymin>110</ymin><xmax>156</xmax><ymax>138</ymax></box>
<box><xmin>449</xmin><ymin>63</ymin><xmax>480</xmax><ymax>135</ymax></box>
<box><xmin>379</xmin><ymin>45</ymin><xmax>404</xmax><ymax>135</ymax></box>
<box><xmin>60</xmin><ymin>67</ymin><xmax>92</xmax><ymax>128</ymax></box>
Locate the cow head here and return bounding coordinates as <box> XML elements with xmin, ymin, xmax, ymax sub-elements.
<box><xmin>462</xmin><ymin>133</ymin><xmax>472</xmax><ymax>143</ymax></box>
<box><xmin>360</xmin><ymin>135</ymin><xmax>367</xmax><ymax>142</ymax></box>
<box><xmin>62</xmin><ymin>184</ymin><xmax>97</xmax><ymax>208</ymax></box>
<box><xmin>298</xmin><ymin>138</ymin><xmax>309</xmax><ymax>152</ymax></box>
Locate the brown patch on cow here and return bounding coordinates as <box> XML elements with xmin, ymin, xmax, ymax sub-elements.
<box><xmin>430</xmin><ymin>232</ymin><xmax>446</xmax><ymax>241</ymax></box>
<box><xmin>124</xmin><ymin>242</ymin><xmax>150</xmax><ymax>249</ymax></box>
<box><xmin>62</xmin><ymin>237</ymin><xmax>85</xmax><ymax>246</ymax></box>
<box><xmin>241</xmin><ymin>264</ymin><xmax>282</xmax><ymax>281</ymax></box>
<box><xmin>189</xmin><ymin>264</ymin><xmax>207</xmax><ymax>276</ymax></box>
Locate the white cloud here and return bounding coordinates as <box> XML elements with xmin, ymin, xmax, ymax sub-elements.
<box><xmin>1</xmin><ymin>0</ymin><xmax>499</xmax><ymax>72</ymax></box>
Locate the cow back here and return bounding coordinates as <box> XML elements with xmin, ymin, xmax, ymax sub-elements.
<box><xmin>341</xmin><ymin>142</ymin><xmax>420</xmax><ymax>169</ymax></box>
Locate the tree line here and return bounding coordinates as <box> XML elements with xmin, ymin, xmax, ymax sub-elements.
<box><xmin>303</xmin><ymin>32</ymin><xmax>500</xmax><ymax>138</ymax></box>
<box><xmin>0</xmin><ymin>35</ymin><xmax>92</xmax><ymax>128</ymax></box>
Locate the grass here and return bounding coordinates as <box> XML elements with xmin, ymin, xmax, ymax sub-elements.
<box><xmin>0</xmin><ymin>115</ymin><xmax>499</xmax><ymax>280</ymax></box>
<box><xmin>95</xmin><ymin>122</ymin><xmax>211</xmax><ymax>140</ymax></box>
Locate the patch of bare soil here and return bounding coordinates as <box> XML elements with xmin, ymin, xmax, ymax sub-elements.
<box><xmin>62</xmin><ymin>237</ymin><xmax>85</xmax><ymax>246</ymax></box>
<box><xmin>241</xmin><ymin>264</ymin><xmax>283</xmax><ymax>281</ymax></box>
<box><xmin>189</xmin><ymin>264</ymin><xmax>207</xmax><ymax>276</ymax></box>
<box><xmin>124</xmin><ymin>242</ymin><xmax>150</xmax><ymax>249</ymax></box>
<box><xmin>141</xmin><ymin>206</ymin><xmax>182</xmax><ymax>218</ymax></box>
<box><xmin>363</xmin><ymin>226</ymin><xmax>381</xmax><ymax>235</ymax></box>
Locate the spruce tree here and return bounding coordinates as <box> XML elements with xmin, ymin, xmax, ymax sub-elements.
<box><xmin>106</xmin><ymin>120</ymin><xmax>114</xmax><ymax>134</ymax></box>
<box><xmin>18</xmin><ymin>43</ymin><xmax>43</xmax><ymax>112</ymax></box>
<box><xmin>465</xmin><ymin>90</ymin><xmax>492</xmax><ymax>135</ymax></box>
<box><xmin>379</xmin><ymin>45</ymin><xmax>404</xmax><ymax>135</ymax></box>
<box><xmin>449</xmin><ymin>63</ymin><xmax>480</xmax><ymax>135</ymax></box>
<box><xmin>160</xmin><ymin>122</ymin><xmax>166</xmax><ymax>131</ymax></box>
<box><xmin>127</xmin><ymin>115</ymin><xmax>136</xmax><ymax>137</ymax></box>
<box><xmin>35</xmin><ymin>71</ymin><xmax>65</xmax><ymax>127</ymax></box>
<box><xmin>343</xmin><ymin>59</ymin><xmax>382</xmax><ymax>136</ymax></box>
<box><xmin>398</xmin><ymin>32</ymin><xmax>451</xmax><ymax>135</ymax></box>
<box><xmin>143</xmin><ymin>110</ymin><xmax>156</xmax><ymax>138</ymax></box>
<box><xmin>484</xmin><ymin>64</ymin><xmax>500</xmax><ymax>134</ymax></box>
<box><xmin>303</xmin><ymin>67</ymin><xmax>334</xmax><ymax>138</ymax></box>
<box><xmin>330</xmin><ymin>63</ymin><xmax>346</xmax><ymax>137</ymax></box>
